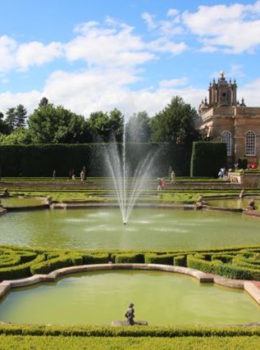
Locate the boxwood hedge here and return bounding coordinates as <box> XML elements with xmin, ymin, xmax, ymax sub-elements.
<box><xmin>0</xmin><ymin>245</ymin><xmax>259</xmax><ymax>281</ymax></box>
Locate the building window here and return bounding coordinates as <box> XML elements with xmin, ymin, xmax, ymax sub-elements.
<box><xmin>245</xmin><ymin>131</ymin><xmax>256</xmax><ymax>156</ymax></box>
<box><xmin>221</xmin><ymin>130</ymin><xmax>232</xmax><ymax>156</ymax></box>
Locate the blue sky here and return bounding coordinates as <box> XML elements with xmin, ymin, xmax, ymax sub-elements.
<box><xmin>0</xmin><ymin>0</ymin><xmax>260</xmax><ymax>116</ymax></box>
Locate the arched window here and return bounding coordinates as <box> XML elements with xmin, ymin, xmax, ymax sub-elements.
<box><xmin>245</xmin><ymin>131</ymin><xmax>256</xmax><ymax>156</ymax></box>
<box><xmin>221</xmin><ymin>130</ymin><xmax>232</xmax><ymax>156</ymax></box>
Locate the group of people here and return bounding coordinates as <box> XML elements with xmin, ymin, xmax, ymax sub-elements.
<box><xmin>157</xmin><ymin>170</ymin><xmax>176</xmax><ymax>191</ymax></box>
<box><xmin>52</xmin><ymin>167</ymin><xmax>87</xmax><ymax>182</ymax></box>
<box><xmin>218</xmin><ymin>168</ymin><xmax>228</xmax><ymax>179</ymax></box>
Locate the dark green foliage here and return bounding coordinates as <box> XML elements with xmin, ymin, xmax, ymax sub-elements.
<box><xmin>126</xmin><ymin>112</ymin><xmax>151</xmax><ymax>142</ymax></box>
<box><xmin>15</xmin><ymin>104</ymin><xmax>27</xmax><ymax>128</ymax></box>
<box><xmin>0</xmin><ymin>143</ymin><xmax>191</xmax><ymax>177</ymax></box>
<box><xmin>0</xmin><ymin>254</ymin><xmax>45</xmax><ymax>280</ymax></box>
<box><xmin>150</xmin><ymin>97</ymin><xmax>199</xmax><ymax>144</ymax></box>
<box><xmin>187</xmin><ymin>250</ymin><xmax>260</xmax><ymax>280</ymax></box>
<box><xmin>238</xmin><ymin>157</ymin><xmax>248</xmax><ymax>169</ymax></box>
<box><xmin>114</xmin><ymin>253</ymin><xmax>144</xmax><ymax>263</ymax></box>
<box><xmin>1</xmin><ymin>246</ymin><xmax>259</xmax><ymax>281</ymax></box>
<box><xmin>190</xmin><ymin>142</ymin><xmax>227</xmax><ymax>177</ymax></box>
<box><xmin>88</xmin><ymin>109</ymin><xmax>123</xmax><ymax>142</ymax></box>
<box><xmin>82</xmin><ymin>254</ymin><xmax>110</xmax><ymax>264</ymax></box>
<box><xmin>174</xmin><ymin>255</ymin><xmax>186</xmax><ymax>266</ymax></box>
<box><xmin>28</xmin><ymin>104</ymin><xmax>91</xmax><ymax>143</ymax></box>
<box><xmin>145</xmin><ymin>253</ymin><xmax>174</xmax><ymax>265</ymax></box>
<box><xmin>5</xmin><ymin>108</ymin><xmax>16</xmax><ymax>132</ymax></box>
<box><xmin>0</xmin><ymin>111</ymin><xmax>9</xmax><ymax>134</ymax></box>
<box><xmin>0</xmin><ymin>324</ymin><xmax>259</xmax><ymax>337</ymax></box>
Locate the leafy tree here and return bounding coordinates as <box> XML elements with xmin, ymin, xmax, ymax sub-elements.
<box><xmin>0</xmin><ymin>111</ymin><xmax>9</xmax><ymax>134</ymax></box>
<box><xmin>107</xmin><ymin>109</ymin><xmax>123</xmax><ymax>142</ymax></box>
<box><xmin>150</xmin><ymin>96</ymin><xmax>199</xmax><ymax>144</ymax></box>
<box><xmin>0</xmin><ymin>128</ymin><xmax>32</xmax><ymax>144</ymax></box>
<box><xmin>38</xmin><ymin>97</ymin><xmax>49</xmax><ymax>108</ymax></box>
<box><xmin>28</xmin><ymin>104</ymin><xmax>90</xmax><ymax>143</ymax></box>
<box><xmin>88</xmin><ymin>109</ymin><xmax>123</xmax><ymax>142</ymax></box>
<box><xmin>5</xmin><ymin>107</ymin><xmax>16</xmax><ymax>132</ymax></box>
<box><xmin>15</xmin><ymin>104</ymin><xmax>27</xmax><ymax>128</ymax></box>
<box><xmin>126</xmin><ymin>111</ymin><xmax>151</xmax><ymax>142</ymax></box>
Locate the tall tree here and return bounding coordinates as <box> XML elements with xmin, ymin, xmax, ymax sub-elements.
<box><xmin>15</xmin><ymin>104</ymin><xmax>27</xmax><ymax>128</ymax></box>
<box><xmin>5</xmin><ymin>107</ymin><xmax>16</xmax><ymax>132</ymax></box>
<box><xmin>0</xmin><ymin>111</ymin><xmax>8</xmax><ymax>134</ymax></box>
<box><xmin>126</xmin><ymin>111</ymin><xmax>151</xmax><ymax>142</ymax></box>
<box><xmin>38</xmin><ymin>97</ymin><xmax>49</xmax><ymax>108</ymax></box>
<box><xmin>150</xmin><ymin>97</ymin><xmax>199</xmax><ymax>144</ymax></box>
<box><xmin>88</xmin><ymin>109</ymin><xmax>124</xmax><ymax>142</ymax></box>
<box><xmin>108</xmin><ymin>109</ymin><xmax>123</xmax><ymax>142</ymax></box>
<box><xmin>28</xmin><ymin>104</ymin><xmax>89</xmax><ymax>143</ymax></box>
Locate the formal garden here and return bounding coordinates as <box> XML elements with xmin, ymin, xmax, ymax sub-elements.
<box><xmin>0</xmin><ymin>98</ymin><xmax>260</xmax><ymax>349</ymax></box>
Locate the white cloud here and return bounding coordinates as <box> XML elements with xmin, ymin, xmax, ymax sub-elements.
<box><xmin>159</xmin><ymin>77</ymin><xmax>188</xmax><ymax>88</ymax></box>
<box><xmin>16</xmin><ymin>42</ymin><xmax>63</xmax><ymax>71</ymax></box>
<box><xmin>227</xmin><ymin>64</ymin><xmax>245</xmax><ymax>79</ymax></box>
<box><xmin>239</xmin><ymin>78</ymin><xmax>260</xmax><ymax>106</ymax></box>
<box><xmin>149</xmin><ymin>38</ymin><xmax>187</xmax><ymax>55</ymax></box>
<box><xmin>0</xmin><ymin>36</ymin><xmax>17</xmax><ymax>73</ymax></box>
<box><xmin>142</xmin><ymin>12</ymin><xmax>157</xmax><ymax>30</ymax></box>
<box><xmin>65</xmin><ymin>22</ymin><xmax>155</xmax><ymax>68</ymax></box>
<box><xmin>183</xmin><ymin>1</ymin><xmax>260</xmax><ymax>53</ymax></box>
<box><xmin>0</xmin><ymin>66</ymin><xmax>206</xmax><ymax>117</ymax></box>
<box><xmin>167</xmin><ymin>9</ymin><xmax>179</xmax><ymax>17</ymax></box>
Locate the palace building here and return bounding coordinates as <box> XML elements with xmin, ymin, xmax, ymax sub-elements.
<box><xmin>199</xmin><ymin>72</ymin><xmax>260</xmax><ymax>166</ymax></box>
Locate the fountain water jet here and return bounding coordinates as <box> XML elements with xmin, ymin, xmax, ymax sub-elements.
<box><xmin>105</xmin><ymin>120</ymin><xmax>157</xmax><ymax>224</ymax></box>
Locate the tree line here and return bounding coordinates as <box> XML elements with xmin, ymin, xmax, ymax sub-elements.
<box><xmin>0</xmin><ymin>96</ymin><xmax>200</xmax><ymax>145</ymax></box>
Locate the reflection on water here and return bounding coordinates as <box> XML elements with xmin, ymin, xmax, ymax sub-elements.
<box><xmin>0</xmin><ymin>208</ymin><xmax>260</xmax><ymax>250</ymax></box>
<box><xmin>0</xmin><ymin>271</ymin><xmax>259</xmax><ymax>325</ymax></box>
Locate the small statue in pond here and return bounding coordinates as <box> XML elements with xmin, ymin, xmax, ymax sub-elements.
<box><xmin>125</xmin><ymin>303</ymin><xmax>135</xmax><ymax>325</ymax></box>
<box><xmin>1</xmin><ymin>188</ymin><xmax>10</xmax><ymax>198</ymax></box>
<box><xmin>248</xmin><ymin>199</ymin><xmax>256</xmax><ymax>210</ymax></box>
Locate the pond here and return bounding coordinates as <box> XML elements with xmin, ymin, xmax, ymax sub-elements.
<box><xmin>0</xmin><ymin>271</ymin><xmax>259</xmax><ymax>325</ymax></box>
<box><xmin>207</xmin><ymin>198</ymin><xmax>260</xmax><ymax>210</ymax></box>
<box><xmin>1</xmin><ymin>208</ymin><xmax>260</xmax><ymax>250</ymax></box>
<box><xmin>1</xmin><ymin>197</ymin><xmax>45</xmax><ymax>208</ymax></box>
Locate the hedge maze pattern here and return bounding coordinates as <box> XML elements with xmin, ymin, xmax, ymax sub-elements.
<box><xmin>0</xmin><ymin>246</ymin><xmax>259</xmax><ymax>281</ymax></box>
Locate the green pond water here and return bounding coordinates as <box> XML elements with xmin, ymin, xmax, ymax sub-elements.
<box><xmin>0</xmin><ymin>271</ymin><xmax>259</xmax><ymax>325</ymax></box>
<box><xmin>207</xmin><ymin>198</ymin><xmax>260</xmax><ymax>210</ymax></box>
<box><xmin>1</xmin><ymin>208</ymin><xmax>260</xmax><ymax>250</ymax></box>
<box><xmin>1</xmin><ymin>197</ymin><xmax>44</xmax><ymax>208</ymax></box>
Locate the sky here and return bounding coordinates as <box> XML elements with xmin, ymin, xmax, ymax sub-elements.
<box><xmin>0</xmin><ymin>0</ymin><xmax>260</xmax><ymax>117</ymax></box>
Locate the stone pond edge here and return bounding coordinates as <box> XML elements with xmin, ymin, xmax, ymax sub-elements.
<box><xmin>0</xmin><ymin>263</ymin><xmax>259</xmax><ymax>307</ymax></box>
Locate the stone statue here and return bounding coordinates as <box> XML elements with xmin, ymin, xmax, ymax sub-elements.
<box><xmin>125</xmin><ymin>303</ymin><xmax>135</xmax><ymax>325</ymax></box>
<box><xmin>248</xmin><ymin>199</ymin><xmax>256</xmax><ymax>210</ymax></box>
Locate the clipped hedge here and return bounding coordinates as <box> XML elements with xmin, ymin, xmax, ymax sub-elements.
<box><xmin>174</xmin><ymin>255</ymin><xmax>186</xmax><ymax>266</ymax></box>
<box><xmin>145</xmin><ymin>253</ymin><xmax>174</xmax><ymax>265</ymax></box>
<box><xmin>0</xmin><ymin>324</ymin><xmax>260</xmax><ymax>337</ymax></box>
<box><xmin>190</xmin><ymin>141</ymin><xmax>227</xmax><ymax>177</ymax></box>
<box><xmin>0</xmin><ymin>254</ymin><xmax>45</xmax><ymax>280</ymax></box>
<box><xmin>0</xmin><ymin>246</ymin><xmax>260</xmax><ymax>281</ymax></box>
<box><xmin>0</xmin><ymin>143</ymin><xmax>192</xmax><ymax>177</ymax></box>
<box><xmin>113</xmin><ymin>253</ymin><xmax>144</xmax><ymax>263</ymax></box>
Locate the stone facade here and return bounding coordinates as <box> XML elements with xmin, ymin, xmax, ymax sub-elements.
<box><xmin>199</xmin><ymin>72</ymin><xmax>260</xmax><ymax>166</ymax></box>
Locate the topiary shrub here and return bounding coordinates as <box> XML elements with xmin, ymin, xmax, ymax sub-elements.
<box><xmin>190</xmin><ymin>141</ymin><xmax>227</xmax><ymax>177</ymax></box>
<box><xmin>238</xmin><ymin>157</ymin><xmax>248</xmax><ymax>170</ymax></box>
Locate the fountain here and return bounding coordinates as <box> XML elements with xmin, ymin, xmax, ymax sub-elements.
<box><xmin>105</xmin><ymin>120</ymin><xmax>157</xmax><ymax>224</ymax></box>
